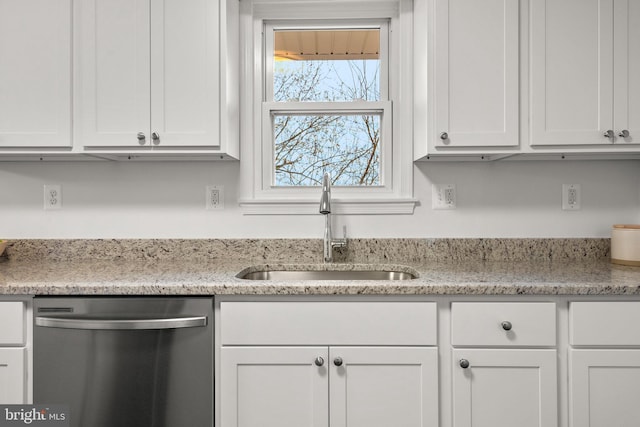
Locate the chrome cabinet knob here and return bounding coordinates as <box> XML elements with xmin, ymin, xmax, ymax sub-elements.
<box><xmin>440</xmin><ymin>132</ymin><xmax>449</xmax><ymax>140</ymax></box>
<box><xmin>314</xmin><ymin>357</ymin><xmax>325</xmax><ymax>367</ymax></box>
<box><xmin>152</xmin><ymin>132</ymin><xmax>160</xmax><ymax>145</ymax></box>
<box><xmin>137</xmin><ymin>132</ymin><xmax>146</xmax><ymax>144</ymax></box>
<box><xmin>459</xmin><ymin>359</ymin><xmax>470</xmax><ymax>369</ymax></box>
<box><xmin>501</xmin><ymin>321</ymin><xmax>513</xmax><ymax>331</ymax></box>
<box><xmin>333</xmin><ymin>357</ymin><xmax>343</xmax><ymax>367</ymax></box>
<box><xmin>604</xmin><ymin>129</ymin><xmax>615</xmax><ymax>139</ymax></box>
<box><xmin>619</xmin><ymin>130</ymin><xmax>630</xmax><ymax>138</ymax></box>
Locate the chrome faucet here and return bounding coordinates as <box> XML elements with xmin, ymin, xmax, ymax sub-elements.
<box><xmin>319</xmin><ymin>172</ymin><xmax>347</xmax><ymax>262</ymax></box>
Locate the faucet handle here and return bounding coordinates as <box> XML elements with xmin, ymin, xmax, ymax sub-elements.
<box><xmin>334</xmin><ymin>226</ymin><xmax>348</xmax><ymax>249</ymax></box>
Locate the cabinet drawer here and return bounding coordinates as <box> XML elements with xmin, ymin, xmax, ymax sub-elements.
<box><xmin>451</xmin><ymin>303</ymin><xmax>556</xmax><ymax>347</ymax></box>
<box><xmin>571</xmin><ymin>302</ymin><xmax>640</xmax><ymax>346</ymax></box>
<box><xmin>0</xmin><ymin>302</ymin><xmax>24</xmax><ymax>345</ymax></box>
<box><xmin>220</xmin><ymin>302</ymin><xmax>437</xmax><ymax>346</ymax></box>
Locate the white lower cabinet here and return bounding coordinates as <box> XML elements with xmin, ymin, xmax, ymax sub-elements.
<box><xmin>569</xmin><ymin>302</ymin><xmax>640</xmax><ymax>427</ymax></box>
<box><xmin>221</xmin><ymin>347</ymin><xmax>328</xmax><ymax>427</ymax></box>
<box><xmin>218</xmin><ymin>298</ymin><xmax>640</xmax><ymax>427</ymax></box>
<box><xmin>571</xmin><ymin>350</ymin><xmax>640</xmax><ymax>427</ymax></box>
<box><xmin>219</xmin><ymin>301</ymin><xmax>439</xmax><ymax>427</ymax></box>
<box><xmin>0</xmin><ymin>300</ymin><xmax>30</xmax><ymax>404</ymax></box>
<box><xmin>0</xmin><ymin>348</ymin><xmax>26</xmax><ymax>404</ymax></box>
<box><xmin>452</xmin><ymin>349</ymin><xmax>557</xmax><ymax>427</ymax></box>
<box><xmin>329</xmin><ymin>347</ymin><xmax>437</xmax><ymax>427</ymax></box>
<box><xmin>221</xmin><ymin>346</ymin><xmax>437</xmax><ymax>427</ymax></box>
<box><xmin>451</xmin><ymin>302</ymin><xmax>558</xmax><ymax>427</ymax></box>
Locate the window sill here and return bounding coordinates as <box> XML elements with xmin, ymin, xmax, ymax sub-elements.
<box><xmin>238</xmin><ymin>198</ymin><xmax>418</xmax><ymax>215</ymax></box>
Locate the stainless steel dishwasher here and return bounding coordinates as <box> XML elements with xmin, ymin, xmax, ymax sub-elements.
<box><xmin>34</xmin><ymin>297</ymin><xmax>213</xmax><ymax>427</ymax></box>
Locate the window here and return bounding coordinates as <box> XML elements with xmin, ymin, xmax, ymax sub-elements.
<box><xmin>267</xmin><ymin>25</ymin><xmax>388</xmax><ymax>187</ymax></box>
<box><xmin>240</xmin><ymin>0</ymin><xmax>415</xmax><ymax>214</ymax></box>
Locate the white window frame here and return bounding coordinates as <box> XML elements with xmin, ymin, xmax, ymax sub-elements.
<box><xmin>239</xmin><ymin>0</ymin><xmax>416</xmax><ymax>214</ymax></box>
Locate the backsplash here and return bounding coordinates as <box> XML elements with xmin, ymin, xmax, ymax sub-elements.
<box><xmin>4</xmin><ymin>238</ymin><xmax>610</xmax><ymax>263</ymax></box>
<box><xmin>1</xmin><ymin>161</ymin><xmax>638</xmax><ymax>239</ymax></box>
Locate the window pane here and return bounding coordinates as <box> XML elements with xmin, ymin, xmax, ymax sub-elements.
<box><xmin>273</xmin><ymin>29</ymin><xmax>380</xmax><ymax>102</ymax></box>
<box><xmin>273</xmin><ymin>113</ymin><xmax>381</xmax><ymax>186</ymax></box>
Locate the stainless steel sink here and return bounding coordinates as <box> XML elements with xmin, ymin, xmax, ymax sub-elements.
<box><xmin>238</xmin><ymin>269</ymin><xmax>417</xmax><ymax>281</ymax></box>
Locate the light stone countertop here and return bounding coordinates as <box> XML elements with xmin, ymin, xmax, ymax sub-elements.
<box><xmin>1</xmin><ymin>257</ymin><xmax>640</xmax><ymax>295</ymax></box>
<box><xmin>0</xmin><ymin>238</ymin><xmax>638</xmax><ymax>296</ymax></box>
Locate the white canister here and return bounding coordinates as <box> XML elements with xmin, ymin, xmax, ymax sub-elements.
<box><xmin>611</xmin><ymin>225</ymin><xmax>640</xmax><ymax>266</ymax></box>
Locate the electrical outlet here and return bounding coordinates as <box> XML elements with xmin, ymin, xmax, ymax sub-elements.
<box><xmin>205</xmin><ymin>185</ymin><xmax>224</xmax><ymax>210</ymax></box>
<box><xmin>562</xmin><ymin>184</ymin><xmax>581</xmax><ymax>210</ymax></box>
<box><xmin>432</xmin><ymin>184</ymin><xmax>456</xmax><ymax>210</ymax></box>
<box><xmin>44</xmin><ymin>184</ymin><xmax>62</xmax><ymax>210</ymax></box>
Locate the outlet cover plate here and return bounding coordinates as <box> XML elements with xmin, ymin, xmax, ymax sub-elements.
<box><xmin>432</xmin><ymin>184</ymin><xmax>456</xmax><ymax>210</ymax></box>
<box><xmin>562</xmin><ymin>184</ymin><xmax>581</xmax><ymax>210</ymax></box>
<box><xmin>44</xmin><ymin>184</ymin><xmax>62</xmax><ymax>210</ymax></box>
<box><xmin>206</xmin><ymin>185</ymin><xmax>224</xmax><ymax>210</ymax></box>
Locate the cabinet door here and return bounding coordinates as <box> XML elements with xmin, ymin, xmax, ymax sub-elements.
<box><xmin>530</xmin><ymin>0</ymin><xmax>614</xmax><ymax>145</ymax></box>
<box><xmin>329</xmin><ymin>347</ymin><xmax>438</xmax><ymax>427</ymax></box>
<box><xmin>614</xmin><ymin>0</ymin><xmax>640</xmax><ymax>144</ymax></box>
<box><xmin>149</xmin><ymin>0</ymin><xmax>220</xmax><ymax>148</ymax></box>
<box><xmin>571</xmin><ymin>349</ymin><xmax>640</xmax><ymax>427</ymax></box>
<box><xmin>0</xmin><ymin>348</ymin><xmax>25</xmax><ymax>404</ymax></box>
<box><xmin>221</xmin><ymin>347</ymin><xmax>329</xmax><ymax>427</ymax></box>
<box><xmin>77</xmin><ymin>0</ymin><xmax>151</xmax><ymax>147</ymax></box>
<box><xmin>0</xmin><ymin>0</ymin><xmax>71</xmax><ymax>148</ymax></box>
<box><xmin>434</xmin><ymin>0</ymin><xmax>519</xmax><ymax>148</ymax></box>
<box><xmin>452</xmin><ymin>349</ymin><xmax>557</xmax><ymax>427</ymax></box>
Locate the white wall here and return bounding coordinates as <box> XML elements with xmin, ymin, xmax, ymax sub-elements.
<box><xmin>0</xmin><ymin>160</ymin><xmax>638</xmax><ymax>239</ymax></box>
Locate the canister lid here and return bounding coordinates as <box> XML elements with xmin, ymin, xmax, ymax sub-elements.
<box><xmin>613</xmin><ymin>224</ymin><xmax>640</xmax><ymax>229</ymax></box>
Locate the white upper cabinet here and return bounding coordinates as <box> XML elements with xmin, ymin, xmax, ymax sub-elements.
<box><xmin>77</xmin><ymin>0</ymin><xmax>236</xmax><ymax>154</ymax></box>
<box><xmin>530</xmin><ymin>0</ymin><xmax>638</xmax><ymax>146</ymax></box>
<box><xmin>76</xmin><ymin>0</ymin><xmax>151</xmax><ymax>148</ymax></box>
<box><xmin>434</xmin><ymin>0</ymin><xmax>519</xmax><ymax>150</ymax></box>
<box><xmin>614</xmin><ymin>0</ymin><xmax>640</xmax><ymax>144</ymax></box>
<box><xmin>0</xmin><ymin>0</ymin><xmax>72</xmax><ymax>148</ymax></box>
<box><xmin>150</xmin><ymin>0</ymin><xmax>220</xmax><ymax>149</ymax></box>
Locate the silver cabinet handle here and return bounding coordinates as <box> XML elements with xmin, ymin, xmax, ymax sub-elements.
<box><xmin>440</xmin><ymin>132</ymin><xmax>449</xmax><ymax>140</ymax></box>
<box><xmin>35</xmin><ymin>315</ymin><xmax>207</xmax><ymax>330</ymax></box>
<box><xmin>619</xmin><ymin>130</ymin><xmax>630</xmax><ymax>138</ymax></box>
<box><xmin>604</xmin><ymin>130</ymin><xmax>615</xmax><ymax>139</ymax></box>
<box><xmin>501</xmin><ymin>321</ymin><xmax>513</xmax><ymax>331</ymax></box>
<box><xmin>152</xmin><ymin>132</ymin><xmax>160</xmax><ymax>145</ymax></box>
<box><xmin>314</xmin><ymin>357</ymin><xmax>325</xmax><ymax>367</ymax></box>
<box><xmin>137</xmin><ymin>132</ymin><xmax>146</xmax><ymax>144</ymax></box>
<box><xmin>333</xmin><ymin>357</ymin><xmax>343</xmax><ymax>367</ymax></box>
<box><xmin>459</xmin><ymin>359</ymin><xmax>470</xmax><ymax>369</ymax></box>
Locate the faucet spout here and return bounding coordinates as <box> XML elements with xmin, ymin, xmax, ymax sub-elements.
<box><xmin>319</xmin><ymin>172</ymin><xmax>347</xmax><ymax>262</ymax></box>
<box><xmin>319</xmin><ymin>173</ymin><xmax>331</xmax><ymax>215</ymax></box>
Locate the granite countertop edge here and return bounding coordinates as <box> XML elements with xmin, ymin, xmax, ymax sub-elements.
<box><xmin>1</xmin><ymin>259</ymin><xmax>640</xmax><ymax>296</ymax></box>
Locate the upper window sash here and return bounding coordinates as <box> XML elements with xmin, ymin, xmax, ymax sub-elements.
<box><xmin>263</xmin><ymin>20</ymin><xmax>390</xmax><ymax>103</ymax></box>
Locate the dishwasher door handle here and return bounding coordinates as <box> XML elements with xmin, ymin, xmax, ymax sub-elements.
<box><xmin>35</xmin><ymin>315</ymin><xmax>208</xmax><ymax>330</ymax></box>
